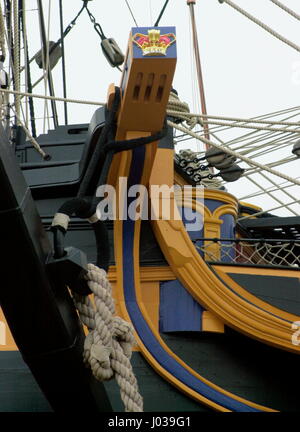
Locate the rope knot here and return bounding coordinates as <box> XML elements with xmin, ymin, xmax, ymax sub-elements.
<box><xmin>113</xmin><ymin>316</ymin><xmax>135</xmax><ymax>359</ymax></box>
<box><xmin>73</xmin><ymin>263</ymin><xmax>143</xmax><ymax>411</ymax></box>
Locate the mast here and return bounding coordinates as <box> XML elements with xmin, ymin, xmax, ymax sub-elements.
<box><xmin>187</xmin><ymin>0</ymin><xmax>210</xmax><ymax>144</ymax></box>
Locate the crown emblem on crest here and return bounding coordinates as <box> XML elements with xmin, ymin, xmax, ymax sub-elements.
<box><xmin>133</xmin><ymin>29</ymin><xmax>176</xmax><ymax>56</ymax></box>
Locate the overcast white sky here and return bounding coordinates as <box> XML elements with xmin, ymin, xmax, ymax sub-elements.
<box><xmin>22</xmin><ymin>1</ymin><xmax>300</xmax><ymax>213</ymax></box>
<box><xmin>25</xmin><ymin>0</ymin><xmax>300</xmax><ymax>130</ymax></box>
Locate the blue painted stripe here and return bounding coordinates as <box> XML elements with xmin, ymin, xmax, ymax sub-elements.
<box><xmin>121</xmin><ymin>145</ymin><xmax>261</xmax><ymax>412</ymax></box>
<box><xmin>159</xmin><ymin>279</ymin><xmax>203</xmax><ymax>332</ymax></box>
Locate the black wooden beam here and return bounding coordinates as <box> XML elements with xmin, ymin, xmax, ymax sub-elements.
<box><xmin>0</xmin><ymin>123</ymin><xmax>111</xmax><ymax>412</ymax></box>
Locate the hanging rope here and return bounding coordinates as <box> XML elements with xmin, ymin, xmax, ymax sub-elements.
<box><xmin>0</xmin><ymin>1</ymin><xmax>8</xmax><ymax>126</ymax></box>
<box><xmin>10</xmin><ymin>104</ymin><xmax>50</xmax><ymax>159</ymax></box>
<box><xmin>270</xmin><ymin>0</ymin><xmax>300</xmax><ymax>22</ymax></box>
<box><xmin>73</xmin><ymin>264</ymin><xmax>143</xmax><ymax>412</ymax></box>
<box><xmin>218</xmin><ymin>0</ymin><xmax>300</xmax><ymax>53</ymax></box>
<box><xmin>12</xmin><ymin>0</ymin><xmax>20</xmax><ymax>124</ymax></box>
<box><xmin>0</xmin><ymin>2</ymin><xmax>6</xmax><ymax>59</ymax></box>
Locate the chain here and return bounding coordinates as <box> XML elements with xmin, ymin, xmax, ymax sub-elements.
<box><xmin>50</xmin><ymin>3</ymin><xmax>107</xmax><ymax>50</ymax></box>
<box><xmin>85</xmin><ymin>5</ymin><xmax>106</xmax><ymax>41</ymax></box>
<box><xmin>47</xmin><ymin>2</ymin><xmax>107</xmax><ymax>59</ymax></box>
<box><xmin>56</xmin><ymin>1</ymin><xmax>88</xmax><ymax>45</ymax></box>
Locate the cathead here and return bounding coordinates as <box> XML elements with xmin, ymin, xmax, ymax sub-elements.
<box><xmin>0</xmin><ymin>0</ymin><xmax>300</xmax><ymax>413</ymax></box>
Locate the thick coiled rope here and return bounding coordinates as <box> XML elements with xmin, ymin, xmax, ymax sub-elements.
<box><xmin>167</xmin><ymin>91</ymin><xmax>199</xmax><ymax>129</ymax></box>
<box><xmin>73</xmin><ymin>263</ymin><xmax>143</xmax><ymax>412</ymax></box>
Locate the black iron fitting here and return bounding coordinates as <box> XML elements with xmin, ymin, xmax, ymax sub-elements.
<box><xmin>46</xmin><ymin>246</ymin><xmax>92</xmax><ymax>296</ymax></box>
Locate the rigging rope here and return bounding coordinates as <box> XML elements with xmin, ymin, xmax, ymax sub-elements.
<box><xmin>42</xmin><ymin>0</ymin><xmax>52</xmax><ymax>133</ymax></box>
<box><xmin>174</xmin><ymin>112</ymin><xmax>300</xmax><ymax>128</ymax></box>
<box><xmin>269</xmin><ymin>0</ymin><xmax>300</xmax><ymax>21</ymax></box>
<box><xmin>21</xmin><ymin>2</ymin><xmax>29</xmax><ymax>129</ymax></box>
<box><xmin>172</xmin><ymin>104</ymin><xmax>300</xmax><ymax>217</ymax></box>
<box><xmin>168</xmin><ymin>119</ymin><xmax>300</xmax><ymax>187</ymax></box>
<box><xmin>0</xmin><ymin>2</ymin><xmax>6</xmax><ymax>58</ymax></box>
<box><xmin>167</xmin><ymin>107</ymin><xmax>300</xmax><ymax>133</ymax></box>
<box><xmin>154</xmin><ymin>0</ymin><xmax>170</xmax><ymax>27</ymax></box>
<box><xmin>0</xmin><ymin>87</ymin><xmax>105</xmax><ymax>106</ymax></box>
<box><xmin>241</xmin><ymin>170</ymin><xmax>298</xmax><ymax>216</ymax></box>
<box><xmin>20</xmin><ymin>1</ymin><xmax>37</xmax><ymax>137</ymax></box>
<box><xmin>219</xmin><ymin>0</ymin><xmax>300</xmax><ymax>53</ymax></box>
<box><xmin>240</xmin><ymin>176</ymin><xmax>300</xmax><ymax>200</ymax></box>
<box><xmin>238</xmin><ymin>198</ymin><xmax>300</xmax><ymax>220</ymax></box>
<box><xmin>73</xmin><ymin>264</ymin><xmax>143</xmax><ymax>412</ymax></box>
<box><xmin>12</xmin><ymin>0</ymin><xmax>20</xmax><ymax>124</ymax></box>
<box><xmin>55</xmin><ymin>0</ymin><xmax>87</xmax><ymax>47</ymax></box>
<box><xmin>0</xmin><ymin>2</ymin><xmax>8</xmax><ymax>127</ymax></box>
<box><xmin>124</xmin><ymin>0</ymin><xmax>138</xmax><ymax>27</ymax></box>
<box><xmin>19</xmin><ymin>0</ymin><xmax>87</xmax><ymax>74</ymax></box>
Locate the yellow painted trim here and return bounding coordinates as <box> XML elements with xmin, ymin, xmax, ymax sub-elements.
<box><xmin>239</xmin><ymin>201</ymin><xmax>262</xmax><ymax>218</ymax></box>
<box><xmin>202</xmin><ymin>311</ymin><xmax>225</xmax><ymax>333</ymax></box>
<box><xmin>175</xmin><ymin>189</ymin><xmax>238</xmax><ymax>262</ymax></box>
<box><xmin>174</xmin><ymin>186</ymin><xmax>239</xmax><ymax>210</ymax></box>
<box><xmin>139</xmin><ymin>281</ymin><xmax>160</xmax><ymax>331</ymax></box>
<box><xmin>203</xmin><ymin>219</ymin><xmax>223</xmax><ymax>261</ymax></box>
<box><xmin>214</xmin><ymin>265</ymin><xmax>300</xmax><ymax>278</ymax></box>
<box><xmin>213</xmin><ymin>204</ymin><xmax>238</xmax><ymax>220</ymax></box>
<box><xmin>239</xmin><ymin>201</ymin><xmax>262</xmax><ymax>212</ymax></box>
<box><xmin>108</xmin><ymin>265</ymin><xmax>176</xmax><ymax>283</ymax></box>
<box><xmin>204</xmin><ymin>189</ymin><xmax>239</xmax><ymax>209</ymax></box>
<box><xmin>0</xmin><ymin>309</ymin><xmax>17</xmax><ymax>351</ymax></box>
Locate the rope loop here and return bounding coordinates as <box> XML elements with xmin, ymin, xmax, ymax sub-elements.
<box><xmin>167</xmin><ymin>90</ymin><xmax>199</xmax><ymax>129</ymax></box>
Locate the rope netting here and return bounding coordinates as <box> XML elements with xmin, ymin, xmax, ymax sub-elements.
<box><xmin>195</xmin><ymin>238</ymin><xmax>300</xmax><ymax>267</ymax></box>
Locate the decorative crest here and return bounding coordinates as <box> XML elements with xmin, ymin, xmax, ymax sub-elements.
<box><xmin>132</xmin><ymin>29</ymin><xmax>176</xmax><ymax>56</ymax></box>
